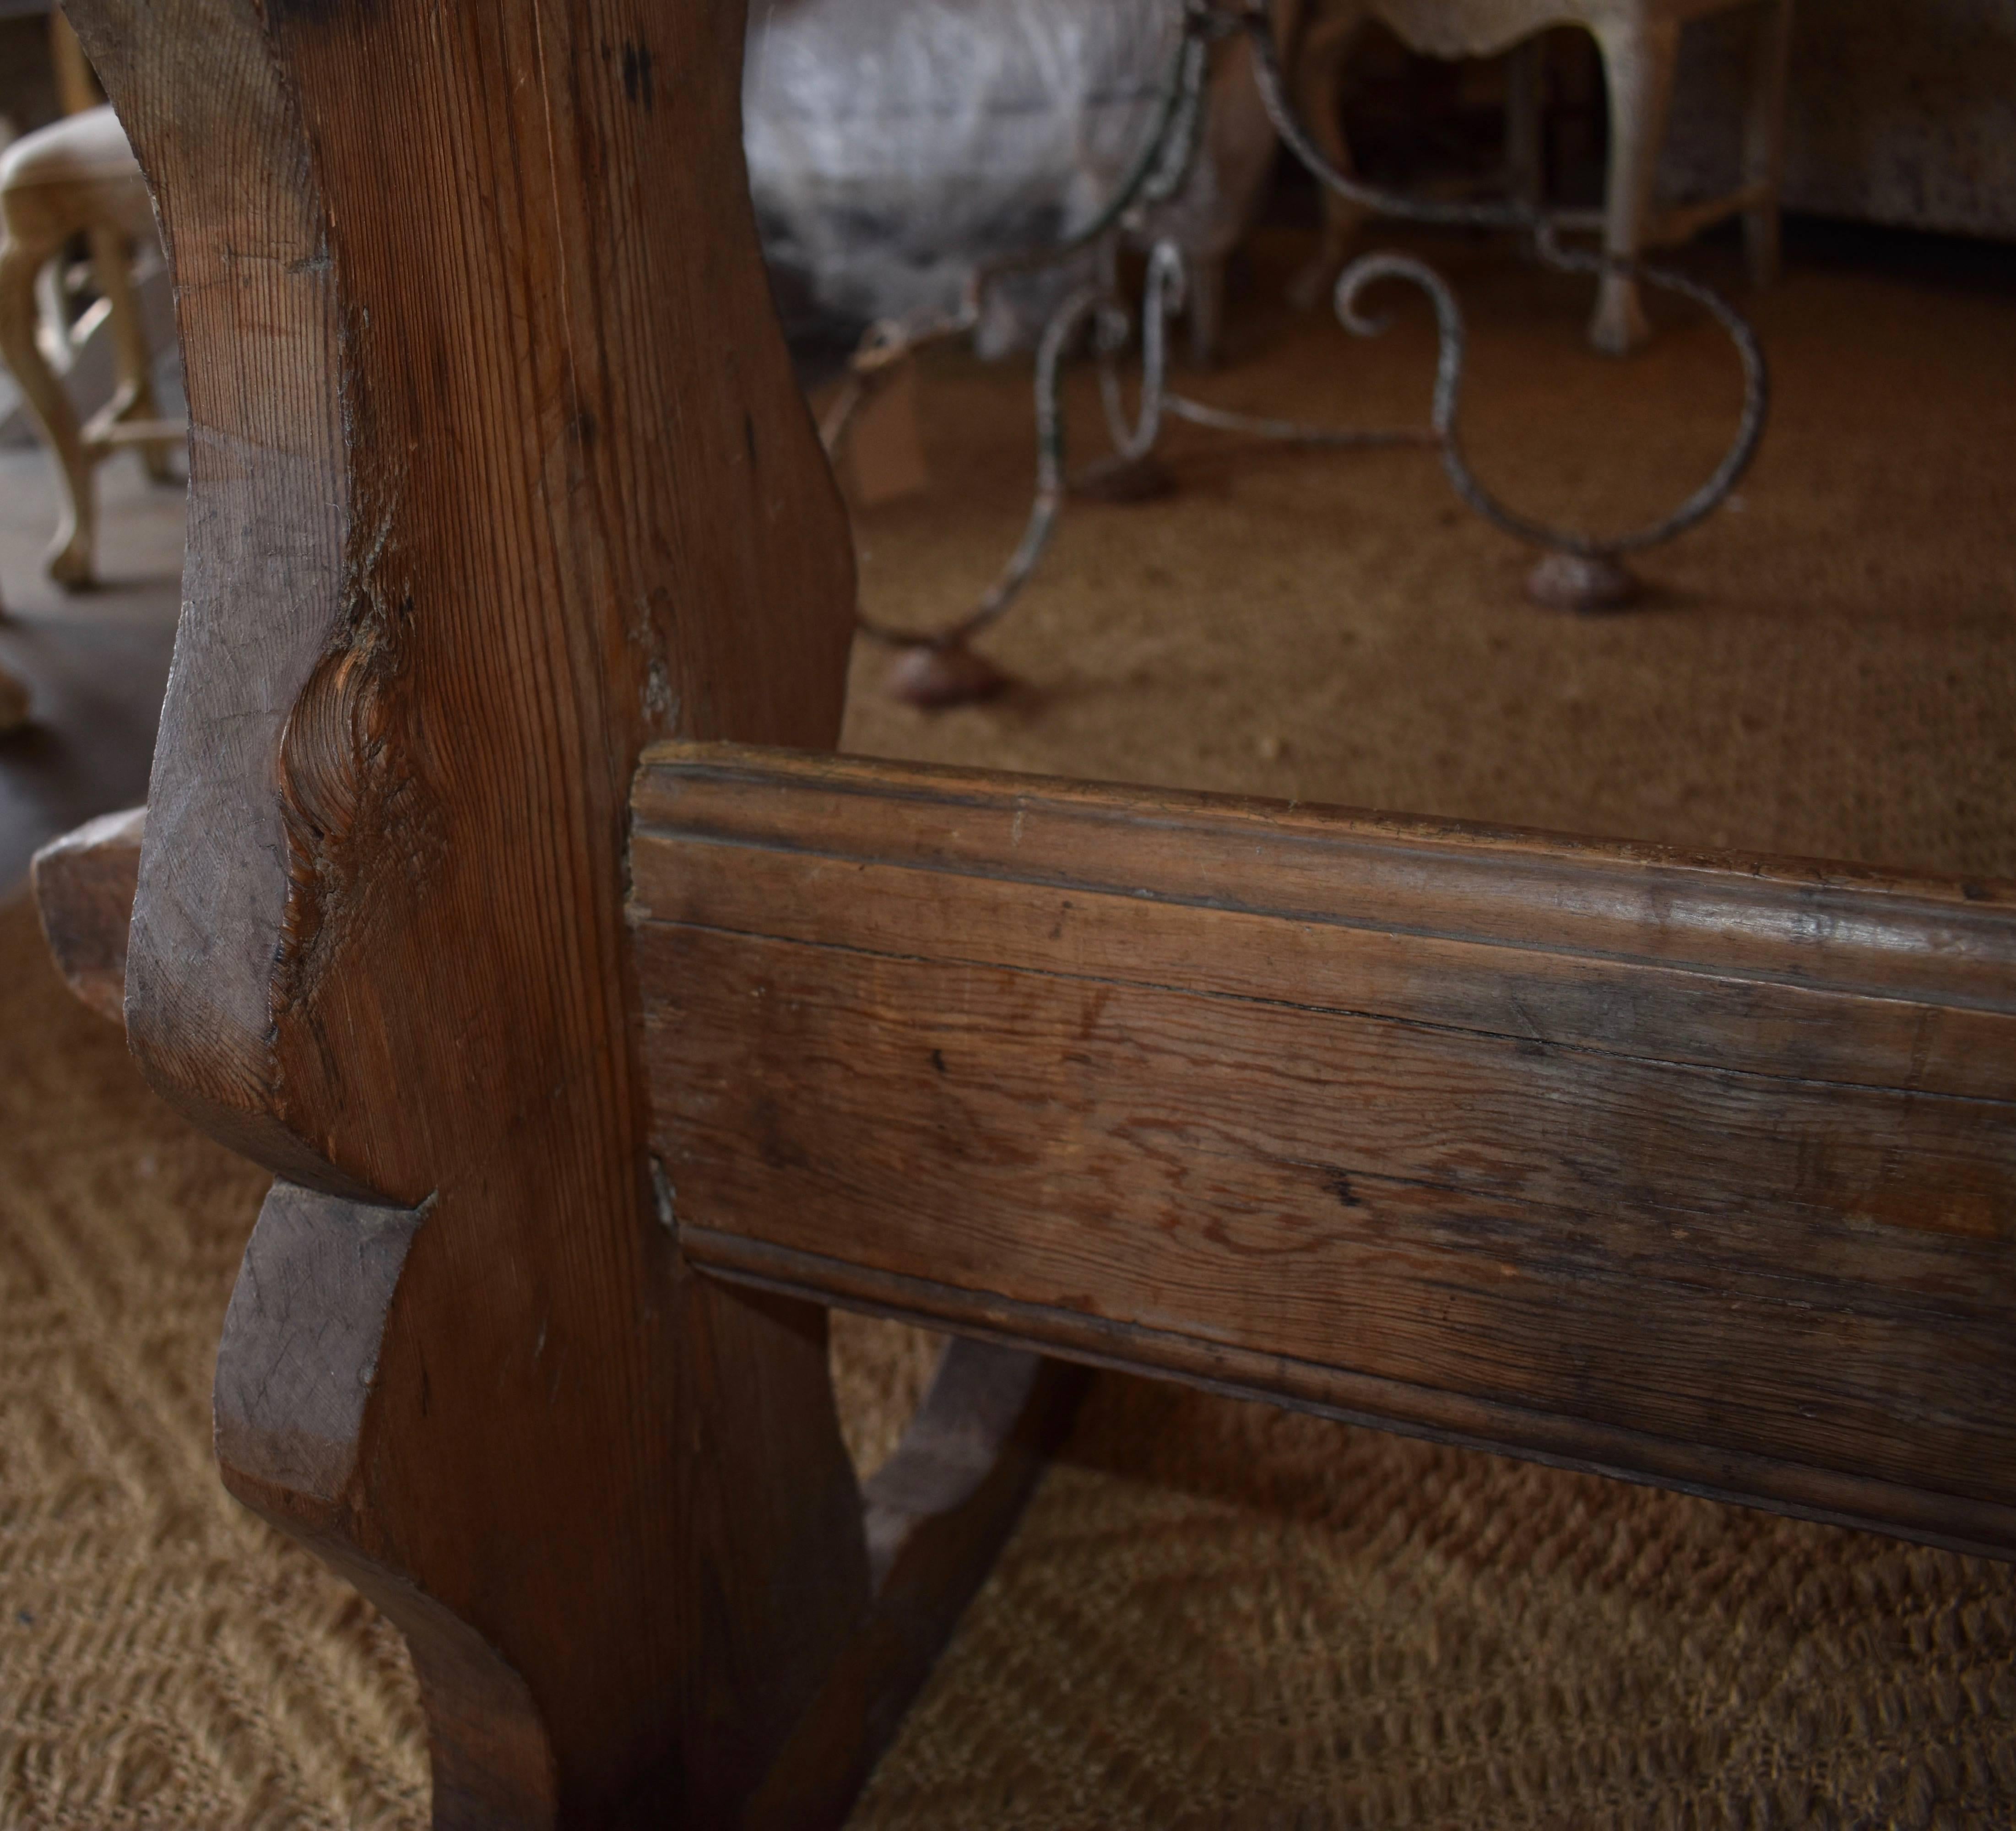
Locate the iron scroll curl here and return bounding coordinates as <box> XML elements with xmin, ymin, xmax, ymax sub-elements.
<box><xmin>835</xmin><ymin>0</ymin><xmax>1769</xmax><ymax>660</ymax></box>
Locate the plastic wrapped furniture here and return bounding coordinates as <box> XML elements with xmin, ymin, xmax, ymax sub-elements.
<box><xmin>746</xmin><ymin>0</ymin><xmax>1280</xmax><ymax>358</ymax></box>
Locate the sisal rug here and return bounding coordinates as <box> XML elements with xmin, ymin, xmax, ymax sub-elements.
<box><xmin>5</xmin><ymin>225</ymin><xmax>2016</xmax><ymax>1826</ymax></box>
<box><xmin>840</xmin><ymin>227</ymin><xmax>2016</xmax><ymax>881</ymax></box>
<box><xmin>0</xmin><ymin>895</ymin><xmax>424</xmax><ymax>1827</ymax></box>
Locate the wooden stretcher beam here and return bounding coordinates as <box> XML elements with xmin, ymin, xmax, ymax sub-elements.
<box><xmin>632</xmin><ymin>742</ymin><xmax>2016</xmax><ymax>1559</ymax></box>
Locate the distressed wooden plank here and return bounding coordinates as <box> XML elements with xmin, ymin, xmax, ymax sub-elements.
<box><xmin>632</xmin><ymin>826</ymin><xmax>2016</xmax><ymax>1111</ymax></box>
<box><xmin>631</xmin><ymin>748</ymin><xmax>2016</xmax><ymax>1015</ymax></box>
<box><xmin>645</xmin><ymin>924</ymin><xmax>2016</xmax><ymax>1500</ymax></box>
<box><xmin>632</xmin><ymin>743</ymin><xmax>2016</xmax><ymax>1556</ymax></box>
<box><xmin>688</xmin><ymin>1226</ymin><xmax>2016</xmax><ymax>1561</ymax></box>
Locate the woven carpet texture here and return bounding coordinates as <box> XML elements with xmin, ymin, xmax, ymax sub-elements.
<box><xmin>3</xmin><ymin>226</ymin><xmax>2014</xmax><ymax>1826</ymax></box>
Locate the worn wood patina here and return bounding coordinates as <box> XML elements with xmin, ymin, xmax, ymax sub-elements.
<box><xmin>29</xmin><ymin>0</ymin><xmax>2016</xmax><ymax>1824</ymax></box>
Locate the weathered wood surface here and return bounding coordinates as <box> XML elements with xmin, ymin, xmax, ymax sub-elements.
<box><xmin>30</xmin><ymin>804</ymin><xmax>143</xmax><ymax>1024</ymax></box>
<box><xmin>54</xmin><ymin>1</ymin><xmax>1076</xmax><ymax>1824</ymax></box>
<box><xmin>634</xmin><ymin>743</ymin><xmax>2016</xmax><ymax>1558</ymax></box>
<box><xmin>46</xmin><ymin>0</ymin><xmax>1996</xmax><ymax>1811</ymax></box>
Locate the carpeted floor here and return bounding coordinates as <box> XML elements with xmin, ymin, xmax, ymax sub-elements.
<box><xmin>3</xmin><ymin>224</ymin><xmax>2014</xmax><ymax>1827</ymax></box>
<box><xmin>0</xmin><ymin>897</ymin><xmax>426</xmax><ymax>1828</ymax></box>
<box><xmin>840</xmin><ymin>227</ymin><xmax>2016</xmax><ymax>879</ymax></box>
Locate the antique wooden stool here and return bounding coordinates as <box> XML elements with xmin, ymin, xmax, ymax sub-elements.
<box><xmin>0</xmin><ymin>103</ymin><xmax>179</xmax><ymax>586</ymax></box>
<box><xmin>1287</xmin><ymin>0</ymin><xmax>1796</xmax><ymax>352</ymax></box>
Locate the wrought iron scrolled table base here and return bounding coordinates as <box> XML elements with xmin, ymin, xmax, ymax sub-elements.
<box><xmin>837</xmin><ymin>0</ymin><xmax>1769</xmax><ymax>708</ymax></box>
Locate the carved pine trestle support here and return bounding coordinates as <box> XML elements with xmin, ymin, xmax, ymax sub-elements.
<box><xmin>836</xmin><ymin>0</ymin><xmax>1768</xmax><ymax>704</ymax></box>
<box><xmin>54</xmin><ymin>0</ymin><xmax>1082</xmax><ymax>1820</ymax></box>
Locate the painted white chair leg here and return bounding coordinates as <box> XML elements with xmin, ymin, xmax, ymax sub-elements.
<box><xmin>1588</xmin><ymin>12</ymin><xmax>1680</xmax><ymax>355</ymax></box>
<box><xmin>92</xmin><ymin>226</ymin><xmax>176</xmax><ymax>482</ymax></box>
<box><xmin>0</xmin><ymin>235</ymin><xmax>94</xmax><ymax>587</ymax></box>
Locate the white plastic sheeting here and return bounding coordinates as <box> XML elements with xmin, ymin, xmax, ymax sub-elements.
<box><xmin>745</xmin><ymin>0</ymin><xmax>1278</xmax><ymax>354</ymax></box>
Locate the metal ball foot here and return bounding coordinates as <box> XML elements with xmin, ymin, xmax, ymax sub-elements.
<box><xmin>885</xmin><ymin>641</ymin><xmax>1012</xmax><ymax>710</ymax></box>
<box><xmin>1527</xmin><ymin>552</ymin><xmax>1642</xmax><ymax>614</ymax></box>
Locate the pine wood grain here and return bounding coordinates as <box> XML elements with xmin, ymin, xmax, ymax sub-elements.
<box><xmin>52</xmin><ymin>0</ymin><xmax>2009</xmax><ymax>1812</ymax></box>
<box><xmin>59</xmin><ymin>2</ymin><xmax>941</xmax><ymax>1823</ymax></box>
<box><xmin>633</xmin><ymin>743</ymin><xmax>2016</xmax><ymax>1558</ymax></box>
